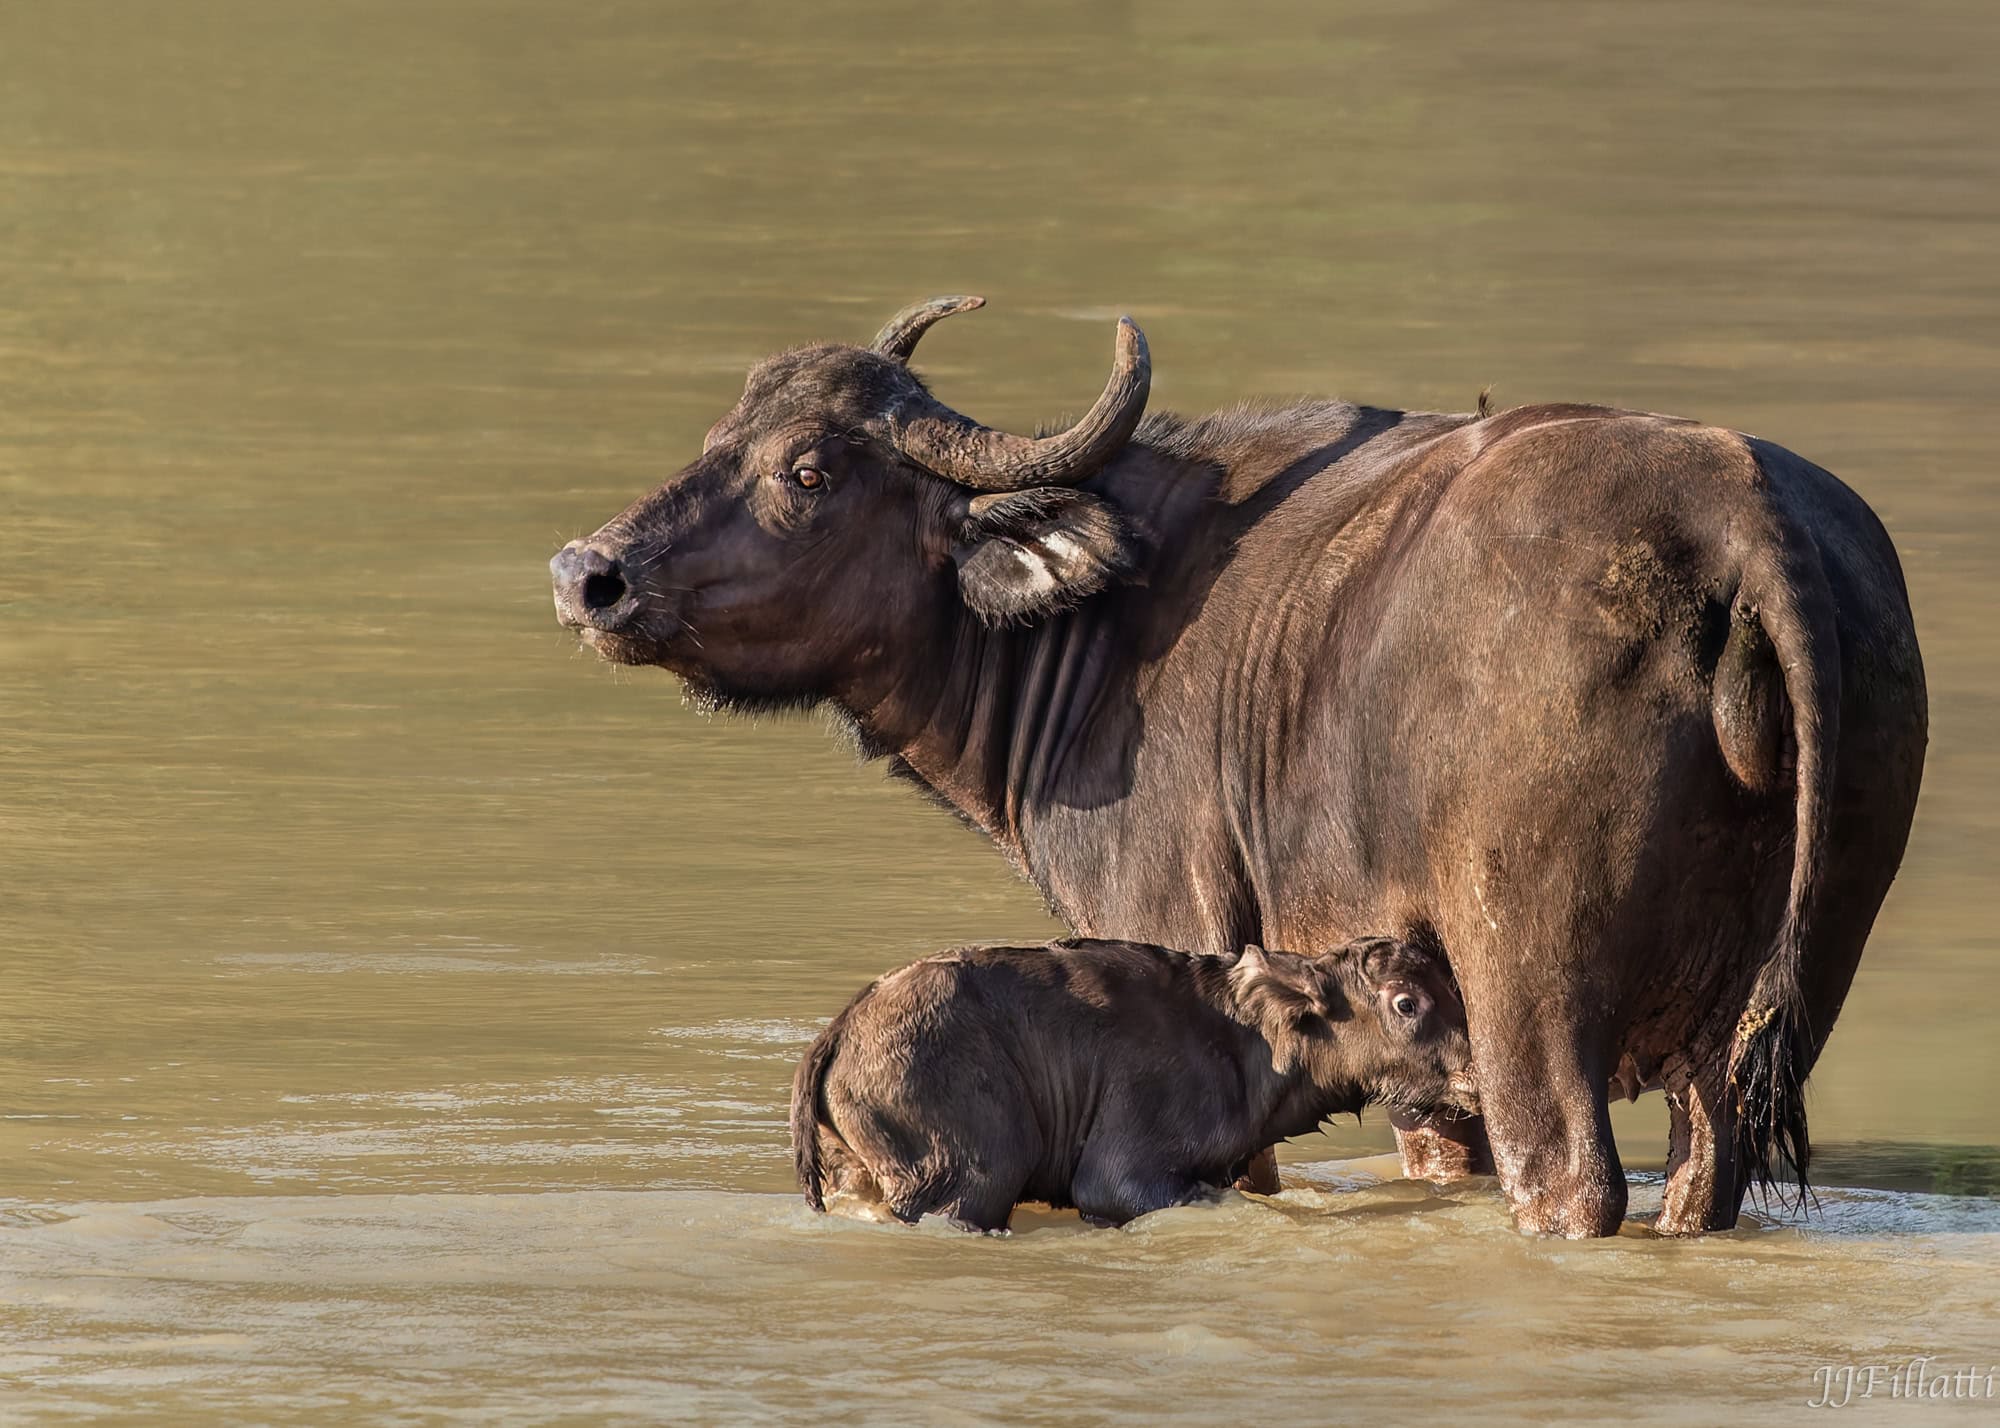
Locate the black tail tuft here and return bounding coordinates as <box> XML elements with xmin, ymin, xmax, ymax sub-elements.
<box><xmin>1730</xmin><ymin>990</ymin><xmax>1813</xmax><ymax>1209</ymax></box>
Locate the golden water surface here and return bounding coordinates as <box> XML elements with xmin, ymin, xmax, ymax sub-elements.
<box><xmin>4</xmin><ymin>2</ymin><xmax>1998</xmax><ymax>1422</ymax></box>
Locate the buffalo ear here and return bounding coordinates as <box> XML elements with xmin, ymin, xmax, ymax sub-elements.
<box><xmin>952</xmin><ymin>488</ymin><xmax>1137</xmax><ymax>625</ymax></box>
<box><xmin>1230</xmin><ymin>944</ymin><xmax>1319</xmax><ymax>1029</ymax></box>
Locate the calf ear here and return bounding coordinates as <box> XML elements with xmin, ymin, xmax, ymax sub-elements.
<box><xmin>952</xmin><ymin>488</ymin><xmax>1137</xmax><ymax>625</ymax></box>
<box><xmin>1231</xmin><ymin>945</ymin><xmax>1320</xmax><ymax>1028</ymax></box>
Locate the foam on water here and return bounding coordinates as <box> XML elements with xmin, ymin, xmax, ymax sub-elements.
<box><xmin>4</xmin><ymin>1174</ymin><xmax>1999</xmax><ymax>1423</ymax></box>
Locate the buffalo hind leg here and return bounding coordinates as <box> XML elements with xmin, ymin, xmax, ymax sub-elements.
<box><xmin>1657</xmin><ymin>1051</ymin><xmax>1747</xmax><ymax>1235</ymax></box>
<box><xmin>1391</xmin><ymin>1109</ymin><xmax>1495</xmax><ymax>1181</ymax></box>
<box><xmin>1474</xmin><ymin>997</ymin><xmax>1627</xmax><ymax>1237</ymax></box>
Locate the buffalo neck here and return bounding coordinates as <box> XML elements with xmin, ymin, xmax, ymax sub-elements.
<box><xmin>838</xmin><ymin>599</ymin><xmax>1125</xmax><ymax>867</ymax></box>
<box><xmin>830</xmin><ymin>440</ymin><xmax>1226</xmax><ymax>878</ymax></box>
<box><xmin>826</xmin><ymin>404</ymin><xmax>1457</xmax><ymax>926</ymax></box>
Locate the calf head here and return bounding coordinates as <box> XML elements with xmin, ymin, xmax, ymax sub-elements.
<box><xmin>551</xmin><ymin>298</ymin><xmax>1149</xmax><ymax>712</ymax></box>
<box><xmin>1231</xmin><ymin>938</ymin><xmax>1476</xmax><ymax>1117</ymax></box>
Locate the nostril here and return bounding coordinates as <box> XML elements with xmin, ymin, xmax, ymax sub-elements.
<box><xmin>580</xmin><ymin>570</ymin><xmax>628</xmax><ymax>610</ymax></box>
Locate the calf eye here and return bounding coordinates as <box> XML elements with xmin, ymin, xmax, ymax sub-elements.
<box><xmin>1391</xmin><ymin>992</ymin><xmax>1423</xmax><ymax>1019</ymax></box>
<box><xmin>790</xmin><ymin>466</ymin><xmax>826</xmax><ymax>490</ymax></box>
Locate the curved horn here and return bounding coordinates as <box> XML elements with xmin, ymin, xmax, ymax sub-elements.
<box><xmin>887</xmin><ymin>316</ymin><xmax>1150</xmax><ymax>490</ymax></box>
<box><xmin>871</xmin><ymin>295</ymin><xmax>986</xmax><ymax>363</ymax></box>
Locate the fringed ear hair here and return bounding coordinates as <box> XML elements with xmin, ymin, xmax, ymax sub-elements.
<box><xmin>952</xmin><ymin>487</ymin><xmax>1138</xmax><ymax>625</ymax></box>
<box><xmin>1231</xmin><ymin>944</ymin><xmax>1321</xmax><ymax>1030</ymax></box>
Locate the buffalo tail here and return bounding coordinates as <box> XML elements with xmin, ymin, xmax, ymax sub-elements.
<box><xmin>1729</xmin><ymin>522</ymin><xmax>1842</xmax><ymax>1209</ymax></box>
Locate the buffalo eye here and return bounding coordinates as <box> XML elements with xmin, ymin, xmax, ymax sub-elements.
<box><xmin>1388</xmin><ymin>990</ymin><xmax>1426</xmax><ymax>1020</ymax></box>
<box><xmin>790</xmin><ymin>466</ymin><xmax>826</xmax><ymax>491</ymax></box>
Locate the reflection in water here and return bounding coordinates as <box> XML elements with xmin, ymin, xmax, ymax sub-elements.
<box><xmin>2</xmin><ymin>0</ymin><xmax>1997</xmax><ymax>1419</ymax></box>
<box><xmin>1812</xmin><ymin>1143</ymin><xmax>2000</xmax><ymax>1201</ymax></box>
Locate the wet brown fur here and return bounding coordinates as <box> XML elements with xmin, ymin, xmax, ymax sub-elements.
<box><xmin>557</xmin><ymin>304</ymin><xmax>1928</xmax><ymax>1237</ymax></box>
<box><xmin>790</xmin><ymin>937</ymin><xmax>1473</xmax><ymax>1230</ymax></box>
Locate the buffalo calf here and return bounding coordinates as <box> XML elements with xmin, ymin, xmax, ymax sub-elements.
<box><xmin>790</xmin><ymin>936</ymin><xmax>1475</xmax><ymax>1231</ymax></box>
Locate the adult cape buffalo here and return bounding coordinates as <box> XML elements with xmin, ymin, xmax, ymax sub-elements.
<box><xmin>551</xmin><ymin>298</ymin><xmax>1926</xmax><ymax>1237</ymax></box>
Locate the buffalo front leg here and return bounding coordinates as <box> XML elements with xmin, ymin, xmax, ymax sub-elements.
<box><xmin>1391</xmin><ymin>1109</ymin><xmax>1495</xmax><ymax>1181</ymax></box>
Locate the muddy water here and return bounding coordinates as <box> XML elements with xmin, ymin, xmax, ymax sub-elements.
<box><xmin>3</xmin><ymin>1</ymin><xmax>1998</xmax><ymax>1421</ymax></box>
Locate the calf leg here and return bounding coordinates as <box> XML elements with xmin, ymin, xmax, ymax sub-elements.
<box><xmin>1072</xmin><ymin>1155</ymin><xmax>1210</xmax><ymax>1227</ymax></box>
<box><xmin>940</xmin><ymin>1178</ymin><xmax>1022</xmax><ymax>1235</ymax></box>
<box><xmin>843</xmin><ymin>1118</ymin><xmax>1025</xmax><ymax>1232</ymax></box>
<box><xmin>817</xmin><ymin>1134</ymin><xmax>890</xmax><ymax>1210</ymax></box>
